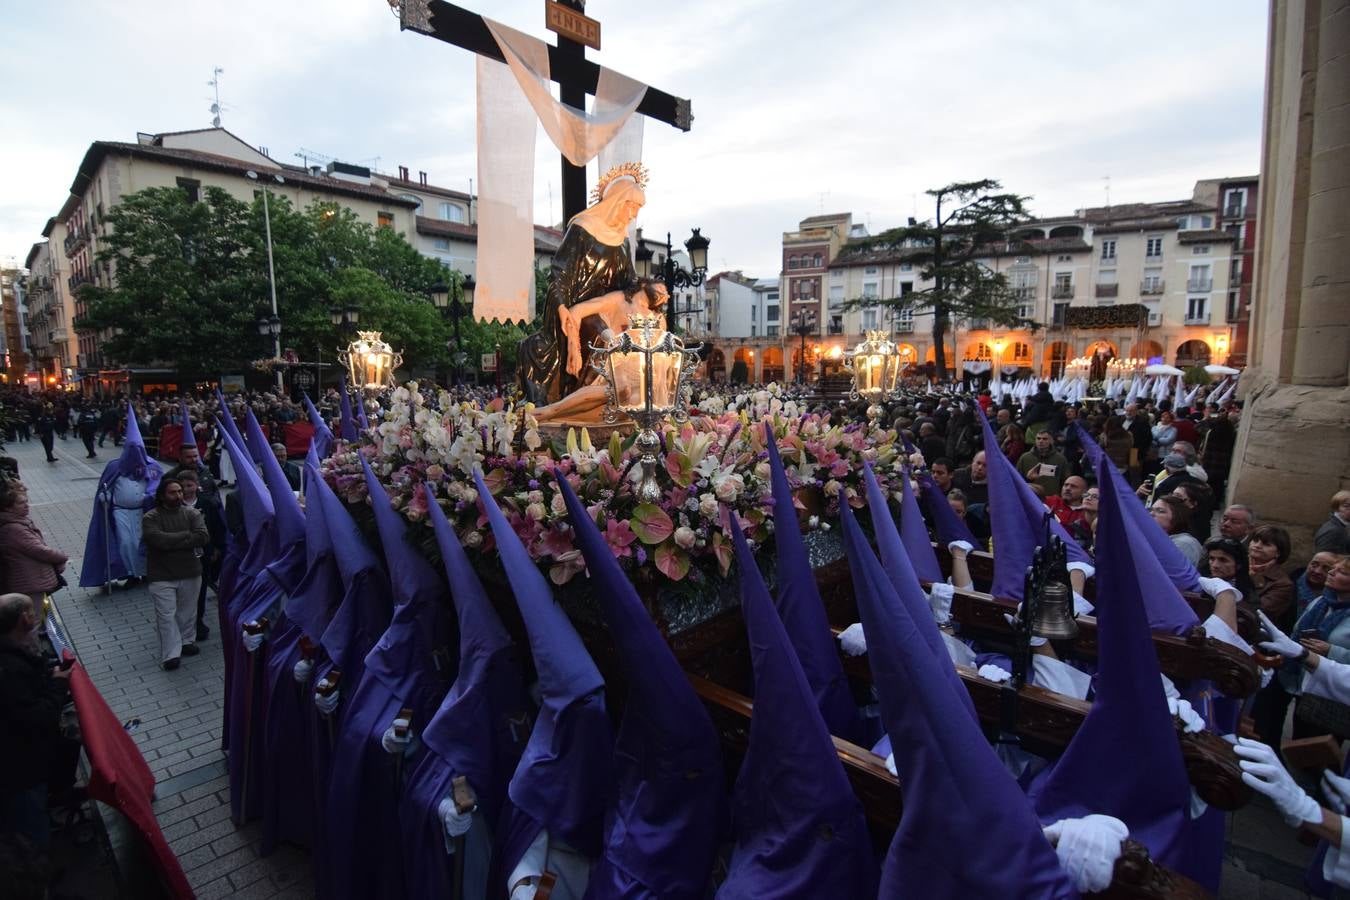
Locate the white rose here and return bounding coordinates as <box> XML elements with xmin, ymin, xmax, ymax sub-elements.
<box><xmin>713</xmin><ymin>472</ymin><xmax>745</xmax><ymax>503</ymax></box>
<box><xmin>674</xmin><ymin>526</ymin><xmax>697</xmax><ymax>549</ymax></box>
<box><xmin>550</xmin><ymin>492</ymin><xmax>567</xmax><ymax>517</ymax></box>
<box><xmin>824</xmin><ymin>479</ymin><xmax>842</xmax><ymax>497</ymax></box>
<box><xmin>528</xmin><ymin>490</ymin><xmax>544</xmax><ymax>505</ymax></box>
<box><xmin>699</xmin><ymin>493</ymin><xmax>720</xmax><ymax>518</ymax></box>
<box><xmin>526</xmin><ymin>502</ymin><xmax>547</xmax><ymax>521</ymax></box>
<box><xmin>753</xmin><ymin>461</ymin><xmax>770</xmax><ymax>481</ymax></box>
<box><xmin>463</xmin><ymin>530</ymin><xmax>483</xmax><ymax>548</ymax></box>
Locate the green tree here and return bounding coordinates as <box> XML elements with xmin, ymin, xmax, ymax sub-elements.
<box><xmin>843</xmin><ymin>179</ymin><xmax>1032</xmax><ymax>376</ymax></box>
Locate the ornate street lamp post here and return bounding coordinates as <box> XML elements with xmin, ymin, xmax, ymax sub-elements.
<box><xmin>590</xmin><ymin>315</ymin><xmax>701</xmax><ymax>503</ymax></box>
<box><xmin>634</xmin><ymin>228</ymin><xmax>710</xmax><ymax>333</ymax></box>
<box><xmin>791</xmin><ymin>308</ymin><xmax>816</xmax><ymax>384</ymax></box>
<box><xmin>430</xmin><ymin>275</ymin><xmax>476</xmax><ymax>386</ymax></box>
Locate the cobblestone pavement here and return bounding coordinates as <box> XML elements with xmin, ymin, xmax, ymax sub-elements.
<box><xmin>9</xmin><ymin>435</ymin><xmax>313</xmax><ymax>899</ymax></box>
<box><xmin>4</xmin><ymin>429</ymin><xmax>1322</xmax><ymax>898</ymax></box>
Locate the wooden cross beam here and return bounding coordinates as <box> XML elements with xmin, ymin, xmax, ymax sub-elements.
<box><xmin>396</xmin><ymin>0</ymin><xmax>692</xmax><ymax>222</ymax></box>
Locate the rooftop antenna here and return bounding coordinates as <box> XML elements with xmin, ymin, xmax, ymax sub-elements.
<box><xmin>1102</xmin><ymin>175</ymin><xmax>1111</xmax><ymax>210</ymax></box>
<box><xmin>208</xmin><ymin>67</ymin><xmax>224</xmax><ymax>128</ymax></box>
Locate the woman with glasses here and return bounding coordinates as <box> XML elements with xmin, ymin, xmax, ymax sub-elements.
<box><xmin>1068</xmin><ymin>486</ymin><xmax>1099</xmax><ymax>554</ymax></box>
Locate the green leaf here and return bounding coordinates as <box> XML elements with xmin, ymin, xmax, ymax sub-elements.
<box><xmin>630</xmin><ymin>503</ymin><xmax>674</xmax><ymax>545</ymax></box>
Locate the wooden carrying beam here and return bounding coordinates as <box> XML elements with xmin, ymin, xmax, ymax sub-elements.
<box><xmin>401</xmin><ymin>1</ymin><xmax>692</xmax><ymax>131</ymax></box>
<box><xmin>688</xmin><ymin>673</ymin><xmax>1210</xmax><ymax>900</ymax></box>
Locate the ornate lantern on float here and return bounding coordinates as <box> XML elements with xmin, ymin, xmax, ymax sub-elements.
<box><xmin>590</xmin><ymin>315</ymin><xmax>702</xmax><ymax>503</ymax></box>
<box><xmin>340</xmin><ymin>330</ymin><xmax>403</xmax><ymax>392</ymax></box>
<box><xmin>844</xmin><ymin>330</ymin><xmax>901</xmax><ymax>408</ymax></box>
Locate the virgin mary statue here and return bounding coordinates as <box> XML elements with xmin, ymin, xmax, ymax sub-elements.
<box><xmin>517</xmin><ymin>163</ymin><xmax>646</xmax><ymax>404</ymax></box>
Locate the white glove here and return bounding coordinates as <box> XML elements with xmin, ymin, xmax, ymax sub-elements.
<box><xmin>927</xmin><ymin>583</ymin><xmax>955</xmax><ymax>625</ymax></box>
<box><xmin>1167</xmin><ymin>697</ymin><xmax>1205</xmax><ymax>734</ymax></box>
<box><xmin>838</xmin><ymin>623</ymin><xmax>867</xmax><ymax>657</ymax></box>
<box><xmin>1072</xmin><ymin>591</ymin><xmax>1093</xmax><ymax>616</ymax></box>
<box><xmin>1323</xmin><ymin>771</ymin><xmax>1350</xmax><ymax>816</ymax></box>
<box><xmin>1256</xmin><ymin>609</ymin><xmax>1305</xmax><ymax>659</ymax></box>
<box><xmin>947</xmin><ymin>540</ymin><xmax>974</xmax><ymax>557</ymax></box>
<box><xmin>314</xmin><ymin>689</ymin><xmax>340</xmax><ymax>717</ymax></box>
<box><xmin>978</xmin><ymin>663</ymin><xmax>1013</xmax><ymax>683</ymax></box>
<box><xmin>1198</xmin><ymin>576</ymin><xmax>1238</xmax><ymax>601</ymax></box>
<box><xmin>1066</xmin><ymin>561</ymin><xmax>1096</xmax><ymax>580</ymax></box>
<box><xmin>1004</xmin><ymin>612</ymin><xmax>1047</xmax><ymax>647</ymax></box>
<box><xmin>1234</xmin><ymin>737</ymin><xmax>1323</xmax><ymax>826</ymax></box>
<box><xmin>1044</xmin><ymin>815</ymin><xmax>1128</xmax><ymax>894</ymax></box>
<box><xmin>883</xmin><ymin>753</ymin><xmax>897</xmax><ymax>776</ymax></box>
<box><xmin>241</xmin><ymin>627</ymin><xmax>264</xmax><ymax>653</ymax></box>
<box><xmin>438</xmin><ymin>797</ymin><xmax>473</xmax><ymax>852</ymax></box>
<box><xmin>293</xmin><ymin>658</ymin><xmax>314</xmax><ymax>684</ymax></box>
<box><xmin>381</xmin><ymin>719</ymin><xmax>419</xmax><ymax>756</ymax></box>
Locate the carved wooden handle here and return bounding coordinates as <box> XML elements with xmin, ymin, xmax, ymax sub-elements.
<box><xmin>451</xmin><ymin>775</ymin><xmax>477</xmax><ymax>815</ymax></box>
<box><xmin>315</xmin><ymin>668</ymin><xmax>342</xmax><ymax>696</ymax></box>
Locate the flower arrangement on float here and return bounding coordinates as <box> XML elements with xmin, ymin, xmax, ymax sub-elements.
<box><xmin>319</xmin><ymin>381</ymin><xmax>905</xmax><ymax>588</ymax></box>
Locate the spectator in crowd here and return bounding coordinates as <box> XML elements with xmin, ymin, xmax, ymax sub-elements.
<box><xmin>1248</xmin><ymin>524</ymin><xmax>1296</xmax><ymax>633</ymax></box>
<box><xmin>929</xmin><ymin>459</ymin><xmax>954</xmax><ymax>496</ymax></box>
<box><xmin>1123</xmin><ymin>403</ymin><xmax>1153</xmax><ymax>469</ymax></box>
<box><xmin>1201</xmin><ymin>537</ymin><xmax>1259</xmax><ymax>607</ymax></box>
<box><xmin>946</xmin><ymin>489</ymin><xmax>986</xmax><ymax>549</ymax></box>
<box><xmin>1020</xmin><ymin>382</ymin><xmax>1057</xmax><ymax>439</ymax></box>
<box><xmin>98</xmin><ymin>401</ymin><xmax>121</xmax><ymax>448</ymax></box>
<box><xmin>177</xmin><ymin>469</ymin><xmax>225</xmax><ymax>642</ymax></box>
<box><xmin>1000</xmin><ymin>423</ymin><xmax>1027</xmax><ymax>466</ymax></box>
<box><xmin>1219</xmin><ymin>504</ymin><xmax>1257</xmax><ymax>543</ymax></box>
<box><xmin>1150</xmin><ymin>495</ymin><xmax>1204</xmax><ymax>566</ymax></box>
<box><xmin>142</xmin><ymin>478</ymin><xmax>209</xmax><ymax>671</ymax></box>
<box><xmin>1099</xmin><ymin>415</ymin><xmax>1133</xmax><ymax>473</ymax></box>
<box><xmin>1138</xmin><ymin>453</ymin><xmax>1198</xmax><ymax>507</ymax></box>
<box><xmin>1055</xmin><ymin>405</ymin><xmax>1084</xmax><ymax>476</ymax></box>
<box><xmin>271</xmin><ymin>442</ymin><xmax>302</xmax><ymax>491</ymax></box>
<box><xmin>53</xmin><ymin>404</ymin><xmax>69</xmax><ymax>443</ymax></box>
<box><xmin>1296</xmin><ymin>552</ymin><xmax>1341</xmax><ymax>617</ymax></box>
<box><xmin>1149</xmin><ymin>411</ymin><xmax>1178</xmax><ymax>471</ymax></box>
<box><xmin>1314</xmin><ymin>490</ymin><xmax>1350</xmax><ymax>555</ymax></box>
<box><xmin>1045</xmin><ymin>475</ymin><xmax>1089</xmax><ymax>531</ymax></box>
<box><xmin>1198</xmin><ymin>404</ymin><xmax>1237</xmax><ymax>502</ymax></box>
<box><xmin>0</xmin><ymin>592</ymin><xmax>73</xmax><ymax>850</ymax></box>
<box><xmin>952</xmin><ymin>451</ymin><xmax>989</xmax><ymax>507</ymax></box>
<box><xmin>917</xmin><ymin>422</ymin><xmax>946</xmax><ymax>467</ymax></box>
<box><xmin>75</xmin><ymin>403</ymin><xmax>100</xmax><ymax>460</ymax></box>
<box><xmin>166</xmin><ymin>439</ymin><xmax>219</xmax><ymax>504</ymax></box>
<box><xmin>0</xmin><ymin>482</ymin><xmax>68</xmax><ymax>618</ymax></box>
<box><xmin>1171</xmin><ymin>481</ymin><xmax>1215</xmax><ymax>544</ymax></box>
<box><xmin>1169</xmin><ymin>440</ymin><xmax>1207</xmax><ymax>483</ymax></box>
<box><xmin>1067</xmin><ymin>484</ymin><xmax>1100</xmax><ymax>553</ymax></box>
<box><xmin>34</xmin><ymin>406</ymin><xmax>56</xmax><ymax>464</ymax></box>
<box><xmin>1017</xmin><ymin>428</ymin><xmax>1069</xmax><ymax>497</ymax></box>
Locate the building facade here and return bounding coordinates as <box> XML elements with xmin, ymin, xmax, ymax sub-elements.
<box><xmin>1</xmin><ymin>268</ymin><xmax>31</xmax><ymax>385</ymax></box>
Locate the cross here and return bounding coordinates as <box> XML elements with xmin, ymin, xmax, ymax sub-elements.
<box><xmin>395</xmin><ymin>0</ymin><xmax>692</xmax><ymax>223</ymax></box>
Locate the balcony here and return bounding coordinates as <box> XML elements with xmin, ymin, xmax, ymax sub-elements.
<box><xmin>1141</xmin><ymin>281</ymin><xmax>1165</xmax><ymax>295</ymax></box>
<box><xmin>895</xmin><ymin>321</ymin><xmax>914</xmax><ymax>333</ymax></box>
<box><xmin>1095</xmin><ymin>283</ymin><xmax>1119</xmax><ymax>298</ymax></box>
<box><xmin>1184</xmin><ymin>313</ymin><xmax>1210</xmax><ymax>326</ymax></box>
<box><xmin>51</xmin><ymin>328</ymin><xmax>70</xmax><ymax>343</ymax></box>
<box><xmin>67</xmin><ymin>271</ymin><xmax>94</xmax><ymax>291</ymax></box>
<box><xmin>1051</xmin><ymin>285</ymin><xmax>1074</xmax><ymax>299</ymax></box>
<box><xmin>827</xmin><ymin>323</ymin><xmax>843</xmax><ymax>335</ymax></box>
<box><xmin>1187</xmin><ymin>278</ymin><xmax>1213</xmax><ymax>292</ymax></box>
<box><xmin>63</xmin><ymin>229</ymin><xmax>89</xmax><ymax>257</ymax></box>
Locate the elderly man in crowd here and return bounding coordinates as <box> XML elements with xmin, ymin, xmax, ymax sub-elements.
<box><xmin>1220</xmin><ymin>504</ymin><xmax>1258</xmax><ymax>543</ymax></box>
<box><xmin>1315</xmin><ymin>490</ymin><xmax>1350</xmax><ymax>555</ymax></box>
<box><xmin>1045</xmin><ymin>475</ymin><xmax>1090</xmax><ymax>531</ymax></box>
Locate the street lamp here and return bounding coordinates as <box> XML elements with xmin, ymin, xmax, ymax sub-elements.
<box><xmin>791</xmin><ymin>308</ymin><xmax>816</xmax><ymax>384</ymax></box>
<box><xmin>633</xmin><ymin>228</ymin><xmax>711</xmax><ymax>332</ymax></box>
<box><xmin>330</xmin><ymin>304</ymin><xmax>361</xmax><ymax>338</ymax></box>
<box><xmin>991</xmin><ymin>337</ymin><xmax>1007</xmax><ymax>390</ymax></box>
<box><xmin>246</xmin><ymin>169</ymin><xmax>285</xmax><ymax>390</ymax></box>
<box><xmin>430</xmin><ymin>274</ymin><xmax>475</xmax><ymax>386</ymax></box>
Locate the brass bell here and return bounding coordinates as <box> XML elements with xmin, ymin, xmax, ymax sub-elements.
<box><xmin>1031</xmin><ymin>580</ymin><xmax>1079</xmax><ymax>641</ymax></box>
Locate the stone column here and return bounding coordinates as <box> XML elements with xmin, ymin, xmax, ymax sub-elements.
<box><xmin>1292</xmin><ymin>0</ymin><xmax>1350</xmax><ymax>386</ymax></box>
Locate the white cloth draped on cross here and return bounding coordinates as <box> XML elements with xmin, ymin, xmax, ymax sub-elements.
<box><xmin>475</xmin><ymin>17</ymin><xmax>648</xmax><ymax>323</ymax></box>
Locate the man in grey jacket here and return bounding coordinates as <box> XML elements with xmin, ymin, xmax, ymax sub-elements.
<box><xmin>143</xmin><ymin>477</ymin><xmax>209</xmax><ymax>670</ymax></box>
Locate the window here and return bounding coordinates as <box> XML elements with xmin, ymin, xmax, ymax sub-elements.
<box><xmin>751</xmin><ymin>324</ymin><xmax>756</xmax><ymax>337</ymax></box>
<box><xmin>1142</xmin><ymin>268</ymin><xmax>1163</xmax><ymax>293</ymax></box>
<box><xmin>439</xmin><ymin>202</ymin><xmax>464</xmax><ymax>222</ymax></box>
<box><xmin>767</xmin><ymin>305</ymin><xmax>779</xmax><ymax>322</ymax></box>
<box><xmin>1096</xmin><ymin>268</ymin><xmax>1117</xmax><ymax>284</ymax></box>
<box><xmin>751</xmin><ymin>307</ymin><xmax>757</xmax><ymax>322</ymax></box>
<box><xmin>1189</xmin><ymin>264</ymin><xmax>1212</xmax><ymax>291</ymax></box>
<box><xmin>1192</xmin><ymin>245</ymin><xmax>1210</xmax><ymax>255</ymax></box>
<box><xmin>862</xmin><ymin>308</ymin><xmax>878</xmax><ymax>330</ymax></box>
<box><xmin>787</xmin><ymin>257</ymin><xmax>798</xmax><ymax>270</ymax></box>
<box><xmin>1224</xmin><ymin>188</ymin><xmax>1247</xmax><ymax>218</ymax></box>
<box><xmin>830</xmin><ymin>269</ymin><xmax>843</xmax><ymax>281</ymax></box>
<box><xmin>1053</xmin><ymin>272</ymin><xmax>1072</xmax><ymax>296</ymax></box>
<box><xmin>813</xmin><ymin>254</ymin><xmax>823</xmax><ymax>267</ymax></box>
<box><xmin>829</xmin><ymin>285</ymin><xmax>844</xmax><ymax>303</ymax></box>
<box><xmin>766</xmin><ymin>292</ymin><xmax>779</xmax><ymax>303</ymax></box>
<box><xmin>1053</xmin><ymin>301</ymin><xmax>1069</xmax><ymax>327</ymax></box>
<box><xmin>1187</xmin><ymin>296</ymin><xmax>1208</xmax><ymax>321</ymax></box>
<box><xmin>862</xmin><ymin>283</ymin><xmax>879</xmax><ymax>300</ymax></box>
<box><xmin>900</xmin><ymin>263</ymin><xmax>913</xmax><ymax>272</ymax></box>
<box><xmin>1057</xmin><ymin>254</ymin><xmax>1072</xmax><ymax>263</ymax></box>
<box><xmin>398</xmin><ymin>193</ymin><xmax>424</xmax><ymax>213</ymax></box>
<box><xmin>864</xmin><ymin>266</ymin><xmax>878</xmax><ymax>275</ymax></box>
<box><xmin>1145</xmin><ymin>236</ymin><xmax>1163</xmax><ymax>258</ymax></box>
<box><xmin>432</xmin><ymin>238</ymin><xmax>451</xmax><ymax>251</ymax></box>
<box><xmin>1227</xmin><ymin>291</ymin><xmax>1242</xmax><ymax>322</ymax></box>
<box><xmin>1012</xmin><ymin>341</ymin><xmax>1031</xmax><ymax>362</ymax></box>
<box><xmin>377</xmin><ymin>211</ymin><xmax>394</xmax><ymax>228</ymax></box>
<box><xmin>176</xmin><ymin>178</ymin><xmax>201</xmax><ymax>203</ymax></box>
<box><xmin>1230</xmin><ymin>258</ymin><xmax>1242</xmax><ymax>281</ymax></box>
<box><xmin>900</xmin><ymin>281</ymin><xmax>914</xmax><ymax>296</ymax></box>
<box><xmin>767</xmin><ymin>325</ymin><xmax>779</xmax><ymax>337</ymax></box>
<box><xmin>1014</xmin><ymin>256</ymin><xmax>1030</xmax><ymax>265</ymax></box>
<box><xmin>1100</xmin><ymin>239</ymin><xmax>1116</xmax><ymax>261</ymax></box>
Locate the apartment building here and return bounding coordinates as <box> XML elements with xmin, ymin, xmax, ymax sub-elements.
<box><xmin>1</xmin><ymin>268</ymin><xmax>30</xmax><ymax>384</ymax></box>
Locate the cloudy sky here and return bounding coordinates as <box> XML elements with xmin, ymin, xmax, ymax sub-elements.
<box><xmin>1</xmin><ymin>0</ymin><xmax>1268</xmax><ymax>276</ymax></box>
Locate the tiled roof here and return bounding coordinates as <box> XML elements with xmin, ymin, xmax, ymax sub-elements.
<box><xmin>384</xmin><ymin>175</ymin><xmax>472</xmax><ymax>201</ymax></box>
<box><xmin>414</xmin><ymin>216</ymin><xmax>564</xmax><ymax>253</ymax></box>
<box><xmin>1176</xmin><ymin>229</ymin><xmax>1236</xmax><ymax>244</ymax></box>
<box><xmin>69</xmin><ymin>141</ymin><xmax>421</xmax><ymax>208</ymax></box>
<box><xmin>799</xmin><ymin>212</ymin><xmax>851</xmax><ymax>225</ymax></box>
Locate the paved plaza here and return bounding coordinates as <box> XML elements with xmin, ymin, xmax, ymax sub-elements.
<box><xmin>2</xmin><ymin>430</ymin><xmax>1324</xmax><ymax>898</ymax></box>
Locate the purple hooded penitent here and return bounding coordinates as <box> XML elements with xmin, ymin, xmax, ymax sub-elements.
<box><xmin>840</xmin><ymin>505</ymin><xmax>1077</xmax><ymax>898</ymax></box>
<box><xmin>916</xmin><ymin>468</ymin><xmax>980</xmax><ymax>548</ymax></box>
<box><xmin>245</xmin><ymin>409</ymin><xmax>306</xmax><ymax>557</ymax></box>
<box><xmin>337</xmin><ymin>377</ymin><xmax>358</xmax><ymax>442</ymax></box>
<box><xmin>1074</xmin><ymin>422</ymin><xmax>1202</xmax><ymax>597</ymax></box>
<box><xmin>976</xmin><ymin>405</ymin><xmax>1090</xmax><ymax>600</ymax></box>
<box><xmin>762</xmin><ymin>422</ymin><xmax>863</xmax><ymax>743</ymax></box>
<box><xmin>179</xmin><ymin>399</ymin><xmax>196</xmax><ymax>448</ymax></box>
<box><xmin>79</xmin><ymin>403</ymin><xmax>162</xmax><ymax>586</ymax></box>
<box><xmin>1030</xmin><ymin>455</ymin><xmax>1194</xmax><ymax>882</ymax></box>
<box><xmin>214</xmin><ymin>388</ymin><xmax>251</xmax><ymax>461</ymax></box>
<box><xmin>303</xmin><ymin>393</ymin><xmax>335</xmax><ymax>460</ymax></box>
<box><xmin>557</xmin><ymin>471</ymin><xmax>725</xmax><ymax>898</ymax></box>
<box><xmin>400</xmin><ymin>483</ymin><xmax>534</xmax><ymax>900</ymax></box>
<box><xmin>322</xmin><ymin>461</ymin><xmax>456</xmax><ymax>900</ymax></box>
<box><xmin>259</xmin><ymin>452</ymin><xmax>338</xmax><ymax>855</ymax></box>
<box><xmin>861</xmin><ymin>462</ymin><xmax>976</xmax><ymax>722</ymax></box>
<box><xmin>717</xmin><ymin>515</ymin><xmax>877</xmax><ymax>899</ymax></box>
<box><xmin>895</xmin><ymin>463</ymin><xmax>944</xmax><ymax>583</ymax></box>
<box><xmin>474</xmin><ymin>469</ymin><xmax>612</xmax><ymax>894</ymax></box>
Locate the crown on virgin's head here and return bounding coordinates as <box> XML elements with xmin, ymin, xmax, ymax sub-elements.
<box><xmin>591</xmin><ymin>162</ymin><xmax>649</xmax><ymax>205</ymax></box>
